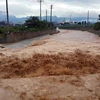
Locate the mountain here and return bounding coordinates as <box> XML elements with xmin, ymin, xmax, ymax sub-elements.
<box><xmin>0</xmin><ymin>11</ymin><xmax>29</xmax><ymax>24</ymax></box>
<box><xmin>0</xmin><ymin>11</ymin><xmax>7</xmax><ymax>21</ymax></box>
<box><xmin>0</xmin><ymin>11</ymin><xmax>97</xmax><ymax>24</ymax></box>
<box><xmin>42</xmin><ymin>16</ymin><xmax>65</xmax><ymax>23</ymax></box>
<box><xmin>0</xmin><ymin>11</ymin><xmax>16</xmax><ymax>21</ymax></box>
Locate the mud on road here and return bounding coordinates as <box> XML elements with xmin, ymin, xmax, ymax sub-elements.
<box><xmin>0</xmin><ymin>30</ymin><xmax>100</xmax><ymax>100</ymax></box>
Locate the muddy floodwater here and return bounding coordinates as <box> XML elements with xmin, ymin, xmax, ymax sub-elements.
<box><xmin>0</xmin><ymin>29</ymin><xmax>100</xmax><ymax>100</ymax></box>
<box><xmin>2</xmin><ymin>29</ymin><xmax>100</xmax><ymax>50</ymax></box>
<box><xmin>1</xmin><ymin>29</ymin><xmax>100</xmax><ymax>57</ymax></box>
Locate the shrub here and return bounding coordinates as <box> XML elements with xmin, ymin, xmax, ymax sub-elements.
<box><xmin>93</xmin><ymin>22</ymin><xmax>100</xmax><ymax>30</ymax></box>
<box><xmin>0</xmin><ymin>30</ymin><xmax>3</xmax><ymax>34</ymax></box>
<box><xmin>25</xmin><ymin>16</ymin><xmax>54</xmax><ymax>29</ymax></box>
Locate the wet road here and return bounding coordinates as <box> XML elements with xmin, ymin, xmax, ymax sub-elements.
<box><xmin>0</xmin><ymin>29</ymin><xmax>100</xmax><ymax>57</ymax></box>
<box><xmin>3</xmin><ymin>30</ymin><xmax>99</xmax><ymax>49</ymax></box>
<box><xmin>2</xmin><ymin>34</ymin><xmax>50</xmax><ymax>49</ymax></box>
<box><xmin>1</xmin><ymin>29</ymin><xmax>100</xmax><ymax>49</ymax></box>
<box><xmin>0</xmin><ymin>30</ymin><xmax>100</xmax><ymax>100</ymax></box>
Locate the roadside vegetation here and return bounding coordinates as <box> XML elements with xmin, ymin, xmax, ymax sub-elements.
<box><xmin>59</xmin><ymin>15</ymin><xmax>100</xmax><ymax>36</ymax></box>
<box><xmin>93</xmin><ymin>22</ymin><xmax>100</xmax><ymax>30</ymax></box>
<box><xmin>0</xmin><ymin>16</ymin><xmax>54</xmax><ymax>34</ymax></box>
<box><xmin>59</xmin><ymin>24</ymin><xmax>94</xmax><ymax>30</ymax></box>
<box><xmin>59</xmin><ymin>22</ymin><xmax>100</xmax><ymax>36</ymax></box>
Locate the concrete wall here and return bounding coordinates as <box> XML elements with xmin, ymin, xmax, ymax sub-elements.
<box><xmin>0</xmin><ymin>29</ymin><xmax>56</xmax><ymax>43</ymax></box>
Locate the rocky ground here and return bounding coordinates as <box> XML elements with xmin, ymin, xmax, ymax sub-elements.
<box><xmin>0</xmin><ymin>29</ymin><xmax>100</xmax><ymax>100</ymax></box>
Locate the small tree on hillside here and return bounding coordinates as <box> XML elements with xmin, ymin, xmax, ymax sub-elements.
<box><xmin>94</xmin><ymin>22</ymin><xmax>100</xmax><ymax>30</ymax></box>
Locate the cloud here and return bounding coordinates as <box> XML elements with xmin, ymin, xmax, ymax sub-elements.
<box><xmin>0</xmin><ymin>0</ymin><xmax>100</xmax><ymax>18</ymax></box>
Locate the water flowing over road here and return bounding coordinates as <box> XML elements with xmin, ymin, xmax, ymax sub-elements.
<box><xmin>0</xmin><ymin>29</ymin><xmax>100</xmax><ymax>57</ymax></box>
<box><xmin>0</xmin><ymin>29</ymin><xmax>100</xmax><ymax>100</ymax></box>
<box><xmin>1</xmin><ymin>30</ymin><xmax>100</xmax><ymax>54</ymax></box>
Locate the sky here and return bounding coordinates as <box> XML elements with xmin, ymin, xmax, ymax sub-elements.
<box><xmin>0</xmin><ymin>0</ymin><xmax>100</xmax><ymax>18</ymax></box>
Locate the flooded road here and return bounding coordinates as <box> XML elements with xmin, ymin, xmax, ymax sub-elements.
<box><xmin>1</xmin><ymin>29</ymin><xmax>100</xmax><ymax>50</ymax></box>
<box><xmin>0</xmin><ymin>29</ymin><xmax>100</xmax><ymax>57</ymax></box>
<box><xmin>0</xmin><ymin>29</ymin><xmax>100</xmax><ymax>100</ymax></box>
<box><xmin>54</xmin><ymin>30</ymin><xmax>100</xmax><ymax>42</ymax></box>
<box><xmin>2</xmin><ymin>34</ymin><xmax>50</xmax><ymax>49</ymax></box>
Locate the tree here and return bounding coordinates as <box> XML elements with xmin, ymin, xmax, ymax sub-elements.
<box><xmin>94</xmin><ymin>22</ymin><xmax>100</xmax><ymax>30</ymax></box>
<box><xmin>25</xmin><ymin>16</ymin><xmax>54</xmax><ymax>29</ymax></box>
<box><xmin>94</xmin><ymin>15</ymin><xmax>100</xmax><ymax>30</ymax></box>
<box><xmin>25</xmin><ymin>16</ymin><xmax>39</xmax><ymax>28</ymax></box>
<box><xmin>98</xmin><ymin>15</ymin><xmax>100</xmax><ymax>21</ymax></box>
<box><xmin>38</xmin><ymin>20</ymin><xmax>49</xmax><ymax>29</ymax></box>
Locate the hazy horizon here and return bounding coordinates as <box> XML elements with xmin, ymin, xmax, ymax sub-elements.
<box><xmin>0</xmin><ymin>0</ymin><xmax>100</xmax><ymax>19</ymax></box>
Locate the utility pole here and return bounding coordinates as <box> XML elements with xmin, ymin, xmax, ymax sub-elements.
<box><xmin>38</xmin><ymin>0</ymin><xmax>44</xmax><ymax>20</ymax></box>
<box><xmin>87</xmin><ymin>10</ymin><xmax>89</xmax><ymax>24</ymax></box>
<box><xmin>6</xmin><ymin>0</ymin><xmax>9</xmax><ymax>33</ymax></box>
<box><xmin>50</xmin><ymin>5</ymin><xmax>53</xmax><ymax>24</ymax></box>
<box><xmin>70</xmin><ymin>15</ymin><xmax>71</xmax><ymax>23</ymax></box>
<box><xmin>46</xmin><ymin>9</ymin><xmax>47</xmax><ymax>21</ymax></box>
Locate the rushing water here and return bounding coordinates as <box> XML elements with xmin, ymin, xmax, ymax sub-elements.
<box><xmin>1</xmin><ymin>29</ymin><xmax>100</xmax><ymax>49</ymax></box>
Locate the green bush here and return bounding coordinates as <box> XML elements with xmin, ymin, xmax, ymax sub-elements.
<box><xmin>25</xmin><ymin>16</ymin><xmax>54</xmax><ymax>29</ymax></box>
<box><xmin>94</xmin><ymin>22</ymin><xmax>100</xmax><ymax>30</ymax></box>
<box><xmin>0</xmin><ymin>16</ymin><xmax>54</xmax><ymax>34</ymax></box>
<box><xmin>0</xmin><ymin>30</ymin><xmax>3</xmax><ymax>34</ymax></box>
<box><xmin>0</xmin><ymin>27</ymin><xmax>8</xmax><ymax>34</ymax></box>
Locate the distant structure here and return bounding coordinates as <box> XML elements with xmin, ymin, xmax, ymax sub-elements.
<box><xmin>87</xmin><ymin>10</ymin><xmax>89</xmax><ymax>24</ymax></box>
<box><xmin>70</xmin><ymin>15</ymin><xmax>71</xmax><ymax>23</ymax></box>
<box><xmin>98</xmin><ymin>14</ymin><xmax>100</xmax><ymax>22</ymax></box>
<box><xmin>0</xmin><ymin>21</ymin><xmax>6</xmax><ymax>26</ymax></box>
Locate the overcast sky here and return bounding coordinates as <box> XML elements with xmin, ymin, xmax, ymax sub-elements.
<box><xmin>0</xmin><ymin>0</ymin><xmax>100</xmax><ymax>18</ymax></box>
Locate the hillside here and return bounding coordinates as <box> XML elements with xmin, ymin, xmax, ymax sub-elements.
<box><xmin>0</xmin><ymin>10</ymin><xmax>97</xmax><ymax>24</ymax></box>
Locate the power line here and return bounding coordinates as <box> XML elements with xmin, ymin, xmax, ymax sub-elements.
<box><xmin>43</xmin><ymin>2</ymin><xmax>49</xmax><ymax>9</ymax></box>
<box><xmin>41</xmin><ymin>4</ymin><xmax>47</xmax><ymax>10</ymax></box>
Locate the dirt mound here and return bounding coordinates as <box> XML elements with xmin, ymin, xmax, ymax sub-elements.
<box><xmin>0</xmin><ymin>49</ymin><xmax>100</xmax><ymax>79</ymax></box>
